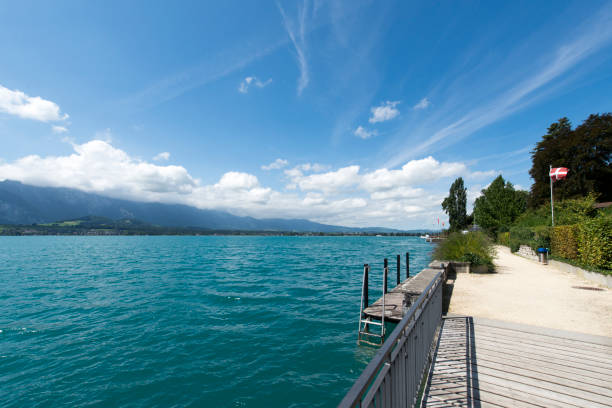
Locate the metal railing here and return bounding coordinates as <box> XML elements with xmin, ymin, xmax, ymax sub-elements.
<box><xmin>338</xmin><ymin>268</ymin><xmax>445</xmax><ymax>408</ymax></box>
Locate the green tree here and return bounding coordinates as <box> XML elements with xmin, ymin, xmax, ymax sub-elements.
<box><xmin>442</xmin><ymin>177</ymin><xmax>468</xmax><ymax>231</ymax></box>
<box><xmin>474</xmin><ymin>175</ymin><xmax>528</xmax><ymax>235</ymax></box>
<box><xmin>529</xmin><ymin>114</ymin><xmax>612</xmax><ymax>207</ymax></box>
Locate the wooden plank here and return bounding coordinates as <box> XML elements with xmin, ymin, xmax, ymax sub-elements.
<box><xmin>465</xmin><ymin>336</ymin><xmax>612</xmax><ymax>371</ymax></box>
<box><xmin>425</xmin><ymin>374</ymin><xmax>582</xmax><ymax>408</ymax></box>
<box><xmin>448</xmin><ymin>339</ymin><xmax>612</xmax><ymax>377</ymax></box>
<box><xmin>448</xmin><ymin>346</ymin><xmax>612</xmax><ymax>389</ymax></box>
<box><xmin>472</xmin><ymin>357</ymin><xmax>612</xmax><ymax>398</ymax></box>
<box><xmin>424</xmin><ymin>317</ymin><xmax>612</xmax><ymax>408</ymax></box>
<box><xmin>431</xmin><ymin>357</ymin><xmax>612</xmax><ymax>400</ymax></box>
<box><xmin>470</xmin><ymin>317</ymin><xmax>612</xmax><ymax>347</ymax></box>
<box><xmin>470</xmin><ymin>329</ymin><xmax>612</xmax><ymax>363</ymax></box>
<box><xmin>472</xmin><ymin>324</ymin><xmax>612</xmax><ymax>355</ymax></box>
<box><xmin>424</xmin><ymin>377</ymin><xmax>577</xmax><ymax>408</ymax></box>
<box><xmin>448</xmin><ymin>341</ymin><xmax>612</xmax><ymax>382</ymax></box>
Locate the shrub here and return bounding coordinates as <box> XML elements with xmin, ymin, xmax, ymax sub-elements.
<box><xmin>577</xmin><ymin>215</ymin><xmax>612</xmax><ymax>270</ymax></box>
<box><xmin>433</xmin><ymin>232</ymin><xmax>495</xmax><ymax>268</ymax></box>
<box><xmin>514</xmin><ymin>194</ymin><xmax>597</xmax><ymax>228</ymax></box>
<box><xmin>497</xmin><ymin>231</ymin><xmax>510</xmax><ymax>247</ymax></box>
<box><xmin>508</xmin><ymin>226</ymin><xmax>534</xmax><ymax>252</ymax></box>
<box><xmin>532</xmin><ymin>225</ymin><xmax>551</xmax><ymax>250</ymax></box>
<box><xmin>551</xmin><ymin>225</ymin><xmax>579</xmax><ymax>260</ymax></box>
<box><xmin>508</xmin><ymin>226</ymin><xmax>550</xmax><ymax>252</ymax></box>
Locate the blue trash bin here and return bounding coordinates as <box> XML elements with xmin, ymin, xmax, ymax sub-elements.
<box><xmin>537</xmin><ymin>247</ymin><xmax>548</xmax><ymax>264</ymax></box>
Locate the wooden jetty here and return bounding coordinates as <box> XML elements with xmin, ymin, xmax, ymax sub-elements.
<box><xmin>362</xmin><ymin>267</ymin><xmax>442</xmax><ymax>323</ymax></box>
<box><xmin>341</xmin><ymin>261</ymin><xmax>612</xmax><ymax>408</ymax></box>
<box><xmin>423</xmin><ymin>316</ymin><xmax>612</xmax><ymax>408</ymax></box>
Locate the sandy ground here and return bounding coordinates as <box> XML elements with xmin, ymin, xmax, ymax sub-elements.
<box><xmin>448</xmin><ymin>246</ymin><xmax>612</xmax><ymax>337</ymax></box>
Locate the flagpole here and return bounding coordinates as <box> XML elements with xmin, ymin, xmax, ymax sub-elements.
<box><xmin>550</xmin><ymin>165</ymin><xmax>554</xmax><ymax>227</ymax></box>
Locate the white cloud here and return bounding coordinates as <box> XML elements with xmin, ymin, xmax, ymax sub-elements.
<box><xmin>354</xmin><ymin>126</ymin><xmax>377</xmax><ymax>139</ymax></box>
<box><xmin>278</xmin><ymin>1</ymin><xmax>310</xmax><ymax>95</ymax></box>
<box><xmin>0</xmin><ymin>140</ymin><xmax>496</xmax><ymax>229</ymax></box>
<box><xmin>361</xmin><ymin>157</ymin><xmax>466</xmax><ymax>193</ymax></box>
<box><xmin>369</xmin><ymin>101</ymin><xmax>400</xmax><ymax>123</ymax></box>
<box><xmin>154</xmin><ymin>152</ymin><xmax>170</xmax><ymax>161</ymax></box>
<box><xmin>215</xmin><ymin>171</ymin><xmax>260</xmax><ymax>190</ymax></box>
<box><xmin>413</xmin><ymin>97</ymin><xmax>430</xmax><ymax>110</ymax></box>
<box><xmin>0</xmin><ymin>140</ymin><xmax>196</xmax><ymax>198</ymax></box>
<box><xmin>52</xmin><ymin>125</ymin><xmax>68</xmax><ymax>134</ymax></box>
<box><xmin>296</xmin><ymin>163</ymin><xmax>329</xmax><ymax>172</ymax></box>
<box><xmin>294</xmin><ymin>165</ymin><xmax>361</xmax><ymax>194</ymax></box>
<box><xmin>0</xmin><ymin>85</ymin><xmax>68</xmax><ymax>122</ymax></box>
<box><xmin>261</xmin><ymin>158</ymin><xmax>288</xmax><ymax>170</ymax></box>
<box><xmin>238</xmin><ymin>76</ymin><xmax>272</xmax><ymax>93</ymax></box>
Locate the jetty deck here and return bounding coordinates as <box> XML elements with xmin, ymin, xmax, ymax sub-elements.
<box><xmin>362</xmin><ymin>264</ymin><xmax>446</xmax><ymax>323</ymax></box>
<box><xmin>422</xmin><ymin>316</ymin><xmax>612</xmax><ymax>408</ymax></box>
<box><xmin>341</xmin><ymin>259</ymin><xmax>612</xmax><ymax>408</ymax></box>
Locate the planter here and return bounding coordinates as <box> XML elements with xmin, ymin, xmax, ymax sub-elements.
<box><xmin>449</xmin><ymin>261</ymin><xmax>489</xmax><ymax>273</ymax></box>
<box><xmin>471</xmin><ymin>264</ymin><xmax>489</xmax><ymax>273</ymax></box>
<box><xmin>449</xmin><ymin>261</ymin><xmax>470</xmax><ymax>273</ymax></box>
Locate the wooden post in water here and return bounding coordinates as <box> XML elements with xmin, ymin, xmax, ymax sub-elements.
<box><xmin>383</xmin><ymin>258</ymin><xmax>388</xmax><ymax>294</ymax></box>
<box><xmin>396</xmin><ymin>255</ymin><xmax>401</xmax><ymax>285</ymax></box>
<box><xmin>406</xmin><ymin>252</ymin><xmax>410</xmax><ymax>278</ymax></box>
<box><xmin>363</xmin><ymin>264</ymin><xmax>369</xmax><ymax>308</ymax></box>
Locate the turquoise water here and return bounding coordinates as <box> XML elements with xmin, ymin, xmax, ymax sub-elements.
<box><xmin>0</xmin><ymin>236</ymin><xmax>433</xmax><ymax>407</ymax></box>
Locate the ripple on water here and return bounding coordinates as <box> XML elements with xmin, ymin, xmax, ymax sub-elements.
<box><xmin>0</xmin><ymin>235</ymin><xmax>433</xmax><ymax>408</ymax></box>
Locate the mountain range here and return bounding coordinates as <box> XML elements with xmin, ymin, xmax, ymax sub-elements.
<box><xmin>0</xmin><ymin>180</ymin><xmax>405</xmax><ymax>233</ymax></box>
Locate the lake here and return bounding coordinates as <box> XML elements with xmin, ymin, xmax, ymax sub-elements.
<box><xmin>0</xmin><ymin>236</ymin><xmax>434</xmax><ymax>407</ymax></box>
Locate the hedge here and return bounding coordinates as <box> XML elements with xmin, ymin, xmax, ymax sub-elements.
<box><xmin>508</xmin><ymin>217</ymin><xmax>611</xmax><ymax>272</ymax></box>
<box><xmin>550</xmin><ymin>225</ymin><xmax>579</xmax><ymax>260</ymax></box>
<box><xmin>577</xmin><ymin>216</ymin><xmax>612</xmax><ymax>270</ymax></box>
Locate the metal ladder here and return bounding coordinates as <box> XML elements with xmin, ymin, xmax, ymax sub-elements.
<box><xmin>357</xmin><ymin>264</ymin><xmax>386</xmax><ymax>346</ymax></box>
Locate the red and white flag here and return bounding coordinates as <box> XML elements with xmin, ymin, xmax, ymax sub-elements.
<box><xmin>549</xmin><ymin>167</ymin><xmax>569</xmax><ymax>181</ymax></box>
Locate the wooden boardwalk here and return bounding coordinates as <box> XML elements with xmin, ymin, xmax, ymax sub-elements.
<box><xmin>422</xmin><ymin>316</ymin><xmax>612</xmax><ymax>408</ymax></box>
<box><xmin>363</xmin><ymin>267</ymin><xmax>443</xmax><ymax>323</ymax></box>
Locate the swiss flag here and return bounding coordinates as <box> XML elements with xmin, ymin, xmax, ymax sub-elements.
<box><xmin>549</xmin><ymin>167</ymin><xmax>569</xmax><ymax>181</ymax></box>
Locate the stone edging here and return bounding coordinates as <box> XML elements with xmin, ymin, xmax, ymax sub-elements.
<box><xmin>549</xmin><ymin>259</ymin><xmax>612</xmax><ymax>289</ymax></box>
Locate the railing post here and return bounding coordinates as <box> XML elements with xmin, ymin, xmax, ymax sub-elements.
<box><xmin>383</xmin><ymin>258</ymin><xmax>388</xmax><ymax>294</ymax></box>
<box><xmin>406</xmin><ymin>252</ymin><xmax>410</xmax><ymax>278</ymax></box>
<box><xmin>363</xmin><ymin>264</ymin><xmax>369</xmax><ymax>308</ymax></box>
<box><xmin>396</xmin><ymin>255</ymin><xmax>401</xmax><ymax>285</ymax></box>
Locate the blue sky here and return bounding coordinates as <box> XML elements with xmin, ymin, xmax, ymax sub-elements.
<box><xmin>1</xmin><ymin>0</ymin><xmax>611</xmax><ymax>228</ymax></box>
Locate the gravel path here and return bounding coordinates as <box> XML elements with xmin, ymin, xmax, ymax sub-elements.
<box><xmin>448</xmin><ymin>246</ymin><xmax>612</xmax><ymax>337</ymax></box>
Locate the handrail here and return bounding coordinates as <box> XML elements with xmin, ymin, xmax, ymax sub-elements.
<box><xmin>338</xmin><ymin>269</ymin><xmax>444</xmax><ymax>408</ymax></box>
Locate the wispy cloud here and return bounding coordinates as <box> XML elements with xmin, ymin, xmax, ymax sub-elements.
<box><xmin>354</xmin><ymin>126</ymin><xmax>377</xmax><ymax>139</ymax></box>
<box><xmin>387</xmin><ymin>3</ymin><xmax>612</xmax><ymax>167</ymax></box>
<box><xmin>261</xmin><ymin>158</ymin><xmax>288</xmax><ymax>170</ymax></box>
<box><xmin>369</xmin><ymin>101</ymin><xmax>400</xmax><ymax>123</ymax></box>
<box><xmin>278</xmin><ymin>1</ymin><xmax>310</xmax><ymax>95</ymax></box>
<box><xmin>0</xmin><ymin>85</ymin><xmax>68</xmax><ymax>122</ymax></box>
<box><xmin>52</xmin><ymin>125</ymin><xmax>68</xmax><ymax>134</ymax></box>
<box><xmin>238</xmin><ymin>76</ymin><xmax>272</xmax><ymax>93</ymax></box>
<box><xmin>153</xmin><ymin>152</ymin><xmax>170</xmax><ymax>161</ymax></box>
<box><xmin>122</xmin><ymin>40</ymin><xmax>285</xmax><ymax>111</ymax></box>
<box><xmin>413</xmin><ymin>97</ymin><xmax>430</xmax><ymax>110</ymax></box>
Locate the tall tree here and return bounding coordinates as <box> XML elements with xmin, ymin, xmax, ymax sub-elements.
<box><xmin>474</xmin><ymin>175</ymin><xmax>527</xmax><ymax>235</ymax></box>
<box><xmin>442</xmin><ymin>177</ymin><xmax>467</xmax><ymax>231</ymax></box>
<box><xmin>529</xmin><ymin>114</ymin><xmax>612</xmax><ymax>207</ymax></box>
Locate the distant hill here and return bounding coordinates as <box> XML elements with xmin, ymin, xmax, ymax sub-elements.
<box><xmin>0</xmin><ymin>180</ymin><xmax>403</xmax><ymax>233</ymax></box>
